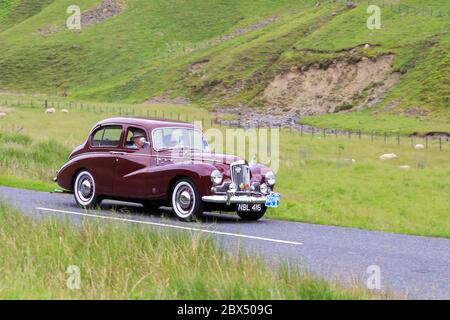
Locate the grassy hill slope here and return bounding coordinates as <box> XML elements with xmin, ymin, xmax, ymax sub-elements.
<box><xmin>0</xmin><ymin>0</ymin><xmax>54</xmax><ymax>32</ymax></box>
<box><xmin>0</xmin><ymin>0</ymin><xmax>449</xmax><ymax>127</ymax></box>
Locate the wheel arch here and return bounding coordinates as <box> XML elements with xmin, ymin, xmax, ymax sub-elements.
<box><xmin>167</xmin><ymin>174</ymin><xmax>196</xmax><ymax>202</ymax></box>
<box><xmin>72</xmin><ymin>167</ymin><xmax>90</xmax><ymax>189</ymax></box>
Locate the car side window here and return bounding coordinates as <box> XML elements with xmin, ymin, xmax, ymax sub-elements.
<box><xmin>91</xmin><ymin>126</ymin><xmax>122</xmax><ymax>148</ymax></box>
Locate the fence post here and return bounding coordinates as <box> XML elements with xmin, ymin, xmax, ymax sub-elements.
<box><xmin>384</xmin><ymin>132</ymin><xmax>387</xmax><ymax>144</ymax></box>
<box><xmin>440</xmin><ymin>138</ymin><xmax>442</xmax><ymax>151</ymax></box>
<box><xmin>426</xmin><ymin>136</ymin><xmax>428</xmax><ymax>149</ymax></box>
<box><xmin>397</xmin><ymin>134</ymin><xmax>400</xmax><ymax>145</ymax></box>
<box><xmin>300</xmin><ymin>125</ymin><xmax>303</xmax><ymax>136</ymax></box>
<box><xmin>358</xmin><ymin>130</ymin><xmax>361</xmax><ymax>139</ymax></box>
<box><xmin>323</xmin><ymin>128</ymin><xmax>326</xmax><ymax>138</ymax></box>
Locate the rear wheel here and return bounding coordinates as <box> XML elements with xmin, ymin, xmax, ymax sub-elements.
<box><xmin>237</xmin><ymin>206</ymin><xmax>267</xmax><ymax>221</ymax></box>
<box><xmin>73</xmin><ymin>170</ymin><xmax>100</xmax><ymax>208</ymax></box>
<box><xmin>171</xmin><ymin>179</ymin><xmax>203</xmax><ymax>222</ymax></box>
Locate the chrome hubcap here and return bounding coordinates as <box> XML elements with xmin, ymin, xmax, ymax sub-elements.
<box><xmin>173</xmin><ymin>183</ymin><xmax>194</xmax><ymax>217</ymax></box>
<box><xmin>77</xmin><ymin>174</ymin><xmax>94</xmax><ymax>202</ymax></box>
<box><xmin>80</xmin><ymin>180</ymin><xmax>92</xmax><ymax>198</ymax></box>
<box><xmin>178</xmin><ymin>190</ymin><xmax>192</xmax><ymax>210</ymax></box>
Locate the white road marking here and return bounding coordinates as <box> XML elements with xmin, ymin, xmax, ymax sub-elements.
<box><xmin>35</xmin><ymin>207</ymin><xmax>303</xmax><ymax>246</ymax></box>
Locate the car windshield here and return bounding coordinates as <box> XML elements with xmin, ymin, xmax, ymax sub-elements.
<box><xmin>152</xmin><ymin>127</ymin><xmax>209</xmax><ymax>152</ymax></box>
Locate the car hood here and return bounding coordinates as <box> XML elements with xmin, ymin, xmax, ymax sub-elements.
<box><xmin>188</xmin><ymin>152</ymin><xmax>241</xmax><ymax>165</ymax></box>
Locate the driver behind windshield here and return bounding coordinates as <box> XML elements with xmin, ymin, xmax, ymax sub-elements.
<box><xmin>128</xmin><ymin>130</ymin><xmax>148</xmax><ymax>150</ymax></box>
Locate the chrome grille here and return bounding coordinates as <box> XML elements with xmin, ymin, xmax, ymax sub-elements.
<box><xmin>231</xmin><ymin>162</ymin><xmax>250</xmax><ymax>191</ymax></box>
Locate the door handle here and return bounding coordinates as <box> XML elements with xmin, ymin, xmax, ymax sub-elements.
<box><xmin>109</xmin><ymin>151</ymin><xmax>126</xmax><ymax>155</ymax></box>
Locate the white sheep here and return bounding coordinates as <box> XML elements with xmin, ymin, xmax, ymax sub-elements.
<box><xmin>45</xmin><ymin>108</ymin><xmax>56</xmax><ymax>114</ymax></box>
<box><xmin>379</xmin><ymin>153</ymin><xmax>397</xmax><ymax>160</ymax></box>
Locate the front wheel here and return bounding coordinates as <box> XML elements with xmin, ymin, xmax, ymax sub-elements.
<box><xmin>237</xmin><ymin>206</ymin><xmax>267</xmax><ymax>221</ymax></box>
<box><xmin>74</xmin><ymin>170</ymin><xmax>100</xmax><ymax>208</ymax></box>
<box><xmin>171</xmin><ymin>179</ymin><xmax>203</xmax><ymax>221</ymax></box>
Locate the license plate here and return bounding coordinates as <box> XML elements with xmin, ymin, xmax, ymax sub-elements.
<box><xmin>265</xmin><ymin>193</ymin><xmax>281</xmax><ymax>208</ymax></box>
<box><xmin>237</xmin><ymin>203</ymin><xmax>263</xmax><ymax>212</ymax></box>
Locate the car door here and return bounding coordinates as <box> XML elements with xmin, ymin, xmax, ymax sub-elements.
<box><xmin>113</xmin><ymin>126</ymin><xmax>154</xmax><ymax>199</ymax></box>
<box><xmin>86</xmin><ymin>125</ymin><xmax>124</xmax><ymax>195</ymax></box>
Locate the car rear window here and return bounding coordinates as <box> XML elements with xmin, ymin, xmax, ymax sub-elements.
<box><xmin>92</xmin><ymin>126</ymin><xmax>122</xmax><ymax>147</ymax></box>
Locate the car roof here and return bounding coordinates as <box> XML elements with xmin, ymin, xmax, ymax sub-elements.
<box><xmin>95</xmin><ymin>117</ymin><xmax>197</xmax><ymax>130</ymax></box>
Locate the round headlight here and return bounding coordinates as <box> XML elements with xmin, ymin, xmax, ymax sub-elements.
<box><xmin>265</xmin><ymin>171</ymin><xmax>276</xmax><ymax>186</ymax></box>
<box><xmin>210</xmin><ymin>170</ymin><xmax>223</xmax><ymax>185</ymax></box>
<box><xmin>260</xmin><ymin>183</ymin><xmax>268</xmax><ymax>195</ymax></box>
<box><xmin>229</xmin><ymin>182</ymin><xmax>237</xmax><ymax>192</ymax></box>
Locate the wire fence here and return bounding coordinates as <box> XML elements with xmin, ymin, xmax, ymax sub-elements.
<box><xmin>0</xmin><ymin>98</ymin><xmax>448</xmax><ymax>151</ymax></box>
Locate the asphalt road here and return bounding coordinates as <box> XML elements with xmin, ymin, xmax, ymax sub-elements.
<box><xmin>0</xmin><ymin>186</ymin><xmax>448</xmax><ymax>299</ymax></box>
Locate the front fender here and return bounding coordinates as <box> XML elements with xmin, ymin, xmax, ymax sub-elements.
<box><xmin>152</xmin><ymin>161</ymin><xmax>218</xmax><ymax>197</ymax></box>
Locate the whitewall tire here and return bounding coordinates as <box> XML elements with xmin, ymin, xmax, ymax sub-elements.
<box><xmin>74</xmin><ymin>170</ymin><xmax>100</xmax><ymax>208</ymax></box>
<box><xmin>171</xmin><ymin>179</ymin><xmax>203</xmax><ymax>221</ymax></box>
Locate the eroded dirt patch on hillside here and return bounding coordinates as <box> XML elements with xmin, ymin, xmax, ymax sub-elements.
<box><xmin>81</xmin><ymin>0</ymin><xmax>126</xmax><ymax>27</ymax></box>
<box><xmin>145</xmin><ymin>94</ymin><xmax>191</xmax><ymax>106</ymax></box>
<box><xmin>262</xmin><ymin>55</ymin><xmax>399</xmax><ymax>115</ymax></box>
<box><xmin>38</xmin><ymin>0</ymin><xmax>125</xmax><ymax>35</ymax></box>
<box><xmin>214</xmin><ymin>55</ymin><xmax>401</xmax><ymax>129</ymax></box>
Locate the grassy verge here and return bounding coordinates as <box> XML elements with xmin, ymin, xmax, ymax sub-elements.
<box><xmin>0</xmin><ymin>103</ymin><xmax>449</xmax><ymax>238</ymax></box>
<box><xmin>0</xmin><ymin>176</ymin><xmax>54</xmax><ymax>192</ymax></box>
<box><xmin>300</xmin><ymin>112</ymin><xmax>450</xmax><ymax>135</ymax></box>
<box><xmin>0</xmin><ymin>202</ymin><xmax>375</xmax><ymax>299</ymax></box>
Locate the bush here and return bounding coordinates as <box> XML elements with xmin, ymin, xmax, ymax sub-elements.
<box><xmin>334</xmin><ymin>103</ymin><xmax>353</xmax><ymax>113</ymax></box>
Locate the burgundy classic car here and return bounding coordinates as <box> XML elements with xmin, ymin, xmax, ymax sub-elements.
<box><xmin>55</xmin><ymin>117</ymin><xmax>280</xmax><ymax>221</ymax></box>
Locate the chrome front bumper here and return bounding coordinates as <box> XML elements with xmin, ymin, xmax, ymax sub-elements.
<box><xmin>202</xmin><ymin>194</ymin><xmax>267</xmax><ymax>205</ymax></box>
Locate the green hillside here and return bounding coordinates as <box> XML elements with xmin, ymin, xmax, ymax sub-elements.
<box><xmin>0</xmin><ymin>0</ymin><xmax>54</xmax><ymax>32</ymax></box>
<box><xmin>0</xmin><ymin>0</ymin><xmax>449</xmax><ymax>128</ymax></box>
